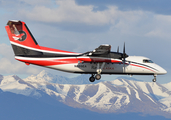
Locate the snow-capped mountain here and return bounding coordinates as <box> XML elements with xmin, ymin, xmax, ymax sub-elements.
<box><xmin>0</xmin><ymin>71</ymin><xmax>171</xmax><ymax>118</ymax></box>
<box><xmin>0</xmin><ymin>75</ymin><xmax>41</xmax><ymax>97</ymax></box>
<box><xmin>24</xmin><ymin>70</ymin><xmax>100</xmax><ymax>84</ymax></box>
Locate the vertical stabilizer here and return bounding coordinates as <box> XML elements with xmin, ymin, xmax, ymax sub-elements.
<box><xmin>5</xmin><ymin>20</ymin><xmax>42</xmax><ymax>56</ymax></box>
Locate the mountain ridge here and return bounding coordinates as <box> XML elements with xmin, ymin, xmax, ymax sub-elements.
<box><xmin>0</xmin><ymin>71</ymin><xmax>171</xmax><ymax>118</ymax></box>
<box><xmin>24</xmin><ymin>70</ymin><xmax>100</xmax><ymax>84</ymax></box>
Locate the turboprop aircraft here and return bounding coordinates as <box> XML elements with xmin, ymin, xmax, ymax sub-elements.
<box><xmin>5</xmin><ymin>20</ymin><xmax>167</xmax><ymax>82</ymax></box>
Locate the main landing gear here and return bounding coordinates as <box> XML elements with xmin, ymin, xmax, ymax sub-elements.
<box><xmin>89</xmin><ymin>62</ymin><xmax>105</xmax><ymax>82</ymax></box>
<box><xmin>152</xmin><ymin>74</ymin><xmax>157</xmax><ymax>82</ymax></box>
<box><xmin>89</xmin><ymin>74</ymin><xmax>101</xmax><ymax>82</ymax></box>
<box><xmin>95</xmin><ymin>74</ymin><xmax>101</xmax><ymax>80</ymax></box>
<box><xmin>89</xmin><ymin>75</ymin><xmax>95</xmax><ymax>82</ymax></box>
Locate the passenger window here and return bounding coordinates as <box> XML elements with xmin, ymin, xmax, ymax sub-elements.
<box><xmin>148</xmin><ymin>60</ymin><xmax>153</xmax><ymax>63</ymax></box>
<box><xmin>143</xmin><ymin>59</ymin><xmax>153</xmax><ymax>63</ymax></box>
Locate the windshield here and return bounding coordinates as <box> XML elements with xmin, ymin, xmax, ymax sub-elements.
<box><xmin>143</xmin><ymin>59</ymin><xmax>154</xmax><ymax>63</ymax></box>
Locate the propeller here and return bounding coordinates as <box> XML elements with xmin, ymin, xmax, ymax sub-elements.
<box><xmin>122</xmin><ymin>42</ymin><xmax>128</xmax><ymax>72</ymax></box>
<box><xmin>116</xmin><ymin>43</ymin><xmax>128</xmax><ymax>60</ymax></box>
<box><xmin>122</xmin><ymin>42</ymin><xmax>128</xmax><ymax>60</ymax></box>
<box><xmin>117</xmin><ymin>46</ymin><xmax>119</xmax><ymax>53</ymax></box>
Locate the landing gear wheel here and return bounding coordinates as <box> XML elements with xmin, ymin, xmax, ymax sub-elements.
<box><xmin>89</xmin><ymin>76</ymin><xmax>95</xmax><ymax>82</ymax></box>
<box><xmin>95</xmin><ymin>74</ymin><xmax>101</xmax><ymax>80</ymax></box>
<box><xmin>152</xmin><ymin>78</ymin><xmax>156</xmax><ymax>82</ymax></box>
<box><xmin>152</xmin><ymin>75</ymin><xmax>157</xmax><ymax>82</ymax></box>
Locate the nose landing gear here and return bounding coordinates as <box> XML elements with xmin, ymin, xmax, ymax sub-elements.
<box><xmin>152</xmin><ymin>74</ymin><xmax>157</xmax><ymax>82</ymax></box>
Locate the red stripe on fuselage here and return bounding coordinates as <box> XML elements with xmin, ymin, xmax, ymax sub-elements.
<box><xmin>77</xmin><ymin>57</ymin><xmax>121</xmax><ymax>63</ymax></box>
<box><xmin>15</xmin><ymin>58</ymin><xmax>79</xmax><ymax>66</ymax></box>
<box><xmin>130</xmin><ymin>63</ymin><xmax>156</xmax><ymax>73</ymax></box>
<box><xmin>16</xmin><ymin>56</ymin><xmax>122</xmax><ymax>66</ymax></box>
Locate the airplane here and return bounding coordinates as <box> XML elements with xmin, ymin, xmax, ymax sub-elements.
<box><xmin>5</xmin><ymin>20</ymin><xmax>167</xmax><ymax>82</ymax></box>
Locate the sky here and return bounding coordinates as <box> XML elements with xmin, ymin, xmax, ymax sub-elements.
<box><xmin>0</xmin><ymin>0</ymin><xmax>171</xmax><ymax>83</ymax></box>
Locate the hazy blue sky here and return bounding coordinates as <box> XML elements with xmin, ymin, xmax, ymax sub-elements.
<box><xmin>0</xmin><ymin>0</ymin><xmax>171</xmax><ymax>83</ymax></box>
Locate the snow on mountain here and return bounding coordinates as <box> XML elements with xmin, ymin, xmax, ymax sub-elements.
<box><xmin>24</xmin><ymin>70</ymin><xmax>99</xmax><ymax>84</ymax></box>
<box><xmin>159</xmin><ymin>82</ymin><xmax>171</xmax><ymax>112</ymax></box>
<box><xmin>62</xmin><ymin>80</ymin><xmax>162</xmax><ymax>112</ymax></box>
<box><xmin>1</xmin><ymin>71</ymin><xmax>171</xmax><ymax>118</ymax></box>
<box><xmin>23</xmin><ymin>71</ymin><xmax>171</xmax><ymax>117</ymax></box>
<box><xmin>162</xmin><ymin>82</ymin><xmax>171</xmax><ymax>91</ymax></box>
<box><xmin>24</xmin><ymin>70</ymin><xmax>64</xmax><ymax>83</ymax></box>
<box><xmin>112</xmin><ymin>79</ymin><xmax>171</xmax><ymax>99</ymax></box>
<box><xmin>0</xmin><ymin>75</ymin><xmax>41</xmax><ymax>97</ymax></box>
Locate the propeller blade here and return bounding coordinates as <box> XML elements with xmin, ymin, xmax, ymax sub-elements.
<box><xmin>123</xmin><ymin>42</ymin><xmax>125</xmax><ymax>56</ymax></box>
<box><xmin>120</xmin><ymin>42</ymin><xmax>128</xmax><ymax>73</ymax></box>
<box><xmin>122</xmin><ymin>42</ymin><xmax>126</xmax><ymax>72</ymax></box>
<box><xmin>117</xmin><ymin>46</ymin><xmax>119</xmax><ymax>53</ymax></box>
<box><xmin>122</xmin><ymin>42</ymin><xmax>128</xmax><ymax>59</ymax></box>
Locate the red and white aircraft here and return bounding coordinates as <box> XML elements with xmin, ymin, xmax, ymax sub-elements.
<box><xmin>5</xmin><ymin>20</ymin><xmax>167</xmax><ymax>82</ymax></box>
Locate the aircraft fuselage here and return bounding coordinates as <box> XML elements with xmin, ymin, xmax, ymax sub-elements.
<box><xmin>5</xmin><ymin>20</ymin><xmax>167</xmax><ymax>82</ymax></box>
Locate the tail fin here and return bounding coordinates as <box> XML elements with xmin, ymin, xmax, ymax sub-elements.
<box><xmin>5</xmin><ymin>20</ymin><xmax>42</xmax><ymax>56</ymax></box>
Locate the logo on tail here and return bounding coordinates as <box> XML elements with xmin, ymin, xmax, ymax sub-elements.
<box><xmin>12</xmin><ymin>24</ymin><xmax>27</xmax><ymax>41</ymax></box>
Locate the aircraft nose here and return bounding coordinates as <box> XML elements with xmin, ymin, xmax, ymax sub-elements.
<box><xmin>158</xmin><ymin>66</ymin><xmax>167</xmax><ymax>75</ymax></box>
<box><xmin>161</xmin><ymin>68</ymin><xmax>167</xmax><ymax>74</ymax></box>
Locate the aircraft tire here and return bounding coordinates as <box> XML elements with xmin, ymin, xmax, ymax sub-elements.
<box><xmin>152</xmin><ymin>78</ymin><xmax>156</xmax><ymax>82</ymax></box>
<box><xmin>89</xmin><ymin>76</ymin><xmax>95</xmax><ymax>82</ymax></box>
<box><xmin>95</xmin><ymin>74</ymin><xmax>101</xmax><ymax>80</ymax></box>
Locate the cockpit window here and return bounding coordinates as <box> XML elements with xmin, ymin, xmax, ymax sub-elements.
<box><xmin>143</xmin><ymin>59</ymin><xmax>154</xmax><ymax>63</ymax></box>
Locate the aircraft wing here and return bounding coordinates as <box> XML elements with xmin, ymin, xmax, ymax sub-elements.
<box><xmin>76</xmin><ymin>44</ymin><xmax>122</xmax><ymax>63</ymax></box>
<box><xmin>88</xmin><ymin>44</ymin><xmax>111</xmax><ymax>56</ymax></box>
